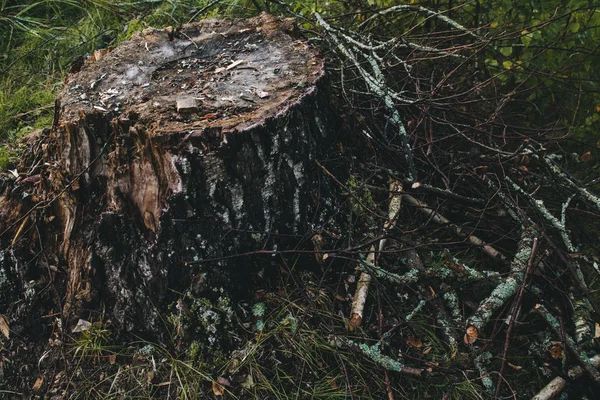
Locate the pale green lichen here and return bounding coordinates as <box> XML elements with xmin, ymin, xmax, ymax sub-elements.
<box><xmin>474</xmin><ymin>351</ymin><xmax>494</xmax><ymax>394</ymax></box>
<box><xmin>345</xmin><ymin>339</ymin><xmax>405</xmax><ymax>372</ymax></box>
<box><xmin>442</xmin><ymin>289</ymin><xmax>461</xmax><ymax>322</ymax></box>
<box><xmin>255</xmin><ymin>320</ymin><xmax>265</xmax><ymax>332</ymax></box>
<box><xmin>405</xmin><ymin>300</ymin><xmax>426</xmax><ymax>321</ymax></box>
<box><xmin>360</xmin><ymin>258</ymin><xmax>420</xmax><ymax>284</ymax></box>
<box><xmin>252</xmin><ymin>302</ymin><xmax>266</xmax><ymax>317</ymax></box>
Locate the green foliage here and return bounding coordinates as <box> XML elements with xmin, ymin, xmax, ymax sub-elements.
<box><xmin>346</xmin><ymin>174</ymin><xmax>375</xmax><ymax>217</ymax></box>
<box><xmin>72</xmin><ymin>320</ymin><xmax>113</xmax><ymax>361</ymax></box>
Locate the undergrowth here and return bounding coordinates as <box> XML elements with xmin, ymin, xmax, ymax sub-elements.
<box><xmin>55</xmin><ymin>266</ymin><xmax>529</xmax><ymax>399</ymax></box>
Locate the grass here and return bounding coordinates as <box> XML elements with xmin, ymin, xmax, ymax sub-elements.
<box><xmin>62</xmin><ymin>273</ymin><xmax>394</xmax><ymax>399</ymax></box>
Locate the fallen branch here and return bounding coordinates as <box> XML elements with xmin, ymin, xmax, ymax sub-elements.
<box><xmin>534</xmin><ymin>304</ymin><xmax>600</xmax><ymax>383</ymax></box>
<box><xmin>358</xmin><ymin>5</ymin><xmax>482</xmax><ymax>39</ymax></box>
<box><xmin>542</xmin><ymin>154</ymin><xmax>600</xmax><ymax>213</ymax></box>
<box><xmin>349</xmin><ymin>179</ymin><xmax>403</xmax><ymax>330</ymax></box>
<box><xmin>495</xmin><ymin>237</ymin><xmax>539</xmax><ymax>398</ymax></box>
<box><xmin>345</xmin><ymin>339</ymin><xmax>424</xmax><ymax>377</ymax></box>
<box><xmin>507</xmin><ymin>177</ymin><xmax>576</xmax><ymax>252</ymax></box>
<box><xmin>315</xmin><ymin>12</ymin><xmax>417</xmax><ymax>180</ymax></box>
<box><xmin>465</xmin><ymin>227</ymin><xmax>537</xmax><ymax>340</ymax></box>
<box><xmin>532</xmin><ymin>354</ymin><xmax>600</xmax><ymax>400</ymax></box>
<box><xmin>402</xmin><ymin>194</ymin><xmax>505</xmax><ymax>260</ymax></box>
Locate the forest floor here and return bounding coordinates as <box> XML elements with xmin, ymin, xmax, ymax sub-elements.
<box><xmin>3</xmin><ymin>2</ymin><xmax>600</xmax><ymax>399</ymax></box>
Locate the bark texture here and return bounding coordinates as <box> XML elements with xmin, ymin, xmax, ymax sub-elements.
<box><xmin>0</xmin><ymin>14</ymin><xmax>333</xmax><ymax>336</ymax></box>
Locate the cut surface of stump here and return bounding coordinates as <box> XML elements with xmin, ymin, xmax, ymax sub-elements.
<box><xmin>0</xmin><ymin>14</ymin><xmax>333</xmax><ymax>336</ymax></box>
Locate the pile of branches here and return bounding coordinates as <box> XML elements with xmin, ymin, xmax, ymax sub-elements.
<box><xmin>307</xmin><ymin>5</ymin><xmax>600</xmax><ymax>399</ymax></box>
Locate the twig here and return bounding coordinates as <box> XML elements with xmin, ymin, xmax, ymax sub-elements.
<box><xmin>402</xmin><ymin>194</ymin><xmax>505</xmax><ymax>260</ymax></box>
<box><xmin>187</xmin><ymin>0</ymin><xmax>222</xmax><ymax>23</ymax></box>
<box><xmin>358</xmin><ymin>5</ymin><xmax>482</xmax><ymax>39</ymax></box>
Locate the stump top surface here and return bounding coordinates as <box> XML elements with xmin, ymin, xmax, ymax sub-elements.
<box><xmin>60</xmin><ymin>14</ymin><xmax>323</xmax><ymax>136</ymax></box>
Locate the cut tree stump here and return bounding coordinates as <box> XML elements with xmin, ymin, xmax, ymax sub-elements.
<box><xmin>0</xmin><ymin>14</ymin><xmax>333</xmax><ymax>335</ymax></box>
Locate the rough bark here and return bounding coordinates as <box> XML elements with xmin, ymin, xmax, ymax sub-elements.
<box><xmin>0</xmin><ymin>14</ymin><xmax>333</xmax><ymax>336</ymax></box>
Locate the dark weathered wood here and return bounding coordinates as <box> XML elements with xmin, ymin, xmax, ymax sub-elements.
<box><xmin>0</xmin><ymin>14</ymin><xmax>333</xmax><ymax>335</ymax></box>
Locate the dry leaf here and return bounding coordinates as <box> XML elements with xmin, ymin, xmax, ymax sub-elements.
<box><xmin>464</xmin><ymin>326</ymin><xmax>478</xmax><ymax>345</ymax></box>
<box><xmin>508</xmin><ymin>362</ymin><xmax>522</xmax><ymax>371</ymax></box>
<box><xmin>32</xmin><ymin>376</ymin><xmax>44</xmax><ymax>392</ymax></box>
<box><xmin>108</xmin><ymin>354</ymin><xmax>117</xmax><ymax>365</ymax></box>
<box><xmin>201</xmin><ymin>113</ymin><xmax>219</xmax><ymax>120</ymax></box>
<box><xmin>423</xmin><ymin>347</ymin><xmax>432</xmax><ymax>355</ymax></box>
<box><xmin>0</xmin><ymin>314</ymin><xmax>9</xmax><ymax>339</ymax></box>
<box><xmin>72</xmin><ymin>319</ymin><xmax>91</xmax><ymax>333</ymax></box>
<box><xmin>550</xmin><ymin>342</ymin><xmax>564</xmax><ymax>360</ymax></box>
<box><xmin>93</xmin><ymin>49</ymin><xmax>107</xmax><ymax>62</ymax></box>
<box><xmin>217</xmin><ymin>376</ymin><xmax>231</xmax><ymax>387</ymax></box>
<box><xmin>581</xmin><ymin>151</ymin><xmax>592</xmax><ymax>162</ymax></box>
<box><xmin>212</xmin><ymin>380</ymin><xmax>225</xmax><ymax>396</ymax></box>
<box><xmin>406</xmin><ymin>336</ymin><xmax>423</xmax><ymax>348</ymax></box>
<box><xmin>595</xmin><ymin>322</ymin><xmax>600</xmax><ymax>339</ymax></box>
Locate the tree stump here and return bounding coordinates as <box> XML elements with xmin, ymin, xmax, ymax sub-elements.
<box><xmin>0</xmin><ymin>14</ymin><xmax>332</xmax><ymax>335</ymax></box>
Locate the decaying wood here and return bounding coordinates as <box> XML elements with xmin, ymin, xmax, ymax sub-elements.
<box><xmin>0</xmin><ymin>13</ymin><xmax>334</xmax><ymax>335</ymax></box>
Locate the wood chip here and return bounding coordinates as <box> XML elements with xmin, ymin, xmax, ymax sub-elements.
<box><xmin>176</xmin><ymin>98</ymin><xmax>199</xmax><ymax>114</ymax></box>
<box><xmin>0</xmin><ymin>314</ymin><xmax>9</xmax><ymax>339</ymax></box>
<box><xmin>255</xmin><ymin>89</ymin><xmax>269</xmax><ymax>98</ymax></box>
<box><xmin>32</xmin><ymin>376</ymin><xmax>44</xmax><ymax>392</ymax></box>
<box><xmin>226</xmin><ymin>59</ymin><xmax>246</xmax><ymax>70</ymax></box>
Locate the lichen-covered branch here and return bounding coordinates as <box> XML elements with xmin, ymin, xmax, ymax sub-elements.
<box><xmin>534</xmin><ymin>304</ymin><xmax>600</xmax><ymax>383</ymax></box>
<box><xmin>542</xmin><ymin>154</ymin><xmax>600</xmax><ymax>213</ymax></box>
<box><xmin>358</xmin><ymin>5</ymin><xmax>482</xmax><ymax>39</ymax></box>
<box><xmin>345</xmin><ymin>339</ymin><xmax>424</xmax><ymax>377</ymax></box>
<box><xmin>466</xmin><ymin>227</ymin><xmax>537</xmax><ymax>336</ymax></box>
<box><xmin>315</xmin><ymin>12</ymin><xmax>417</xmax><ymax>180</ymax></box>
<box><xmin>506</xmin><ymin>177</ymin><xmax>576</xmax><ymax>252</ymax></box>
